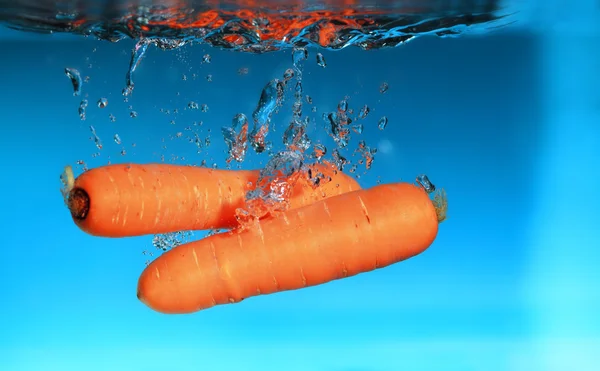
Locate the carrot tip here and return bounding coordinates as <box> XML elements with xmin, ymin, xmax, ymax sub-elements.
<box><xmin>68</xmin><ymin>187</ymin><xmax>90</xmax><ymax>220</ymax></box>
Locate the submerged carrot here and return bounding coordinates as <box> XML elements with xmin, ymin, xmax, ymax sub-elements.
<box><xmin>66</xmin><ymin>162</ymin><xmax>360</xmax><ymax>238</ymax></box>
<box><xmin>137</xmin><ymin>182</ymin><xmax>443</xmax><ymax>314</ymax></box>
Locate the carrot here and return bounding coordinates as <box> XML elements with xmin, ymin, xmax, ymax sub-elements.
<box><xmin>137</xmin><ymin>182</ymin><xmax>443</xmax><ymax>314</ymax></box>
<box><xmin>66</xmin><ymin>162</ymin><xmax>360</xmax><ymax>238</ymax></box>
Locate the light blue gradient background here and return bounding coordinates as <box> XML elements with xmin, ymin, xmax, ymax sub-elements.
<box><xmin>1</xmin><ymin>1</ymin><xmax>599</xmax><ymax>370</ymax></box>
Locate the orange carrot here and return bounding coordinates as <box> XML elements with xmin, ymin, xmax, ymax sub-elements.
<box><xmin>137</xmin><ymin>182</ymin><xmax>442</xmax><ymax>314</ymax></box>
<box><xmin>66</xmin><ymin>162</ymin><xmax>360</xmax><ymax>238</ymax></box>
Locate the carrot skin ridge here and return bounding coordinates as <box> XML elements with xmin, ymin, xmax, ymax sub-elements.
<box><xmin>67</xmin><ymin>162</ymin><xmax>360</xmax><ymax>238</ymax></box>
<box><xmin>137</xmin><ymin>182</ymin><xmax>440</xmax><ymax>314</ymax></box>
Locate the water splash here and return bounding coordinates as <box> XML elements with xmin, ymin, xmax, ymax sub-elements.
<box><xmin>1</xmin><ymin>1</ymin><xmax>510</xmax><ymax>53</ymax></box>
<box><xmin>123</xmin><ymin>38</ymin><xmax>150</xmax><ymax>96</ymax></box>
<box><xmin>250</xmin><ymin>78</ymin><xmax>286</xmax><ymax>153</ymax></box>
<box><xmin>222</xmin><ymin>113</ymin><xmax>249</xmax><ymax>163</ymax></box>
<box><xmin>236</xmin><ymin>150</ymin><xmax>304</xmax><ymax>226</ymax></box>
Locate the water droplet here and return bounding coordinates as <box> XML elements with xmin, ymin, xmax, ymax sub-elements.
<box><xmin>338</xmin><ymin>99</ymin><xmax>348</xmax><ymax>113</ymax></box>
<box><xmin>352</xmin><ymin>124</ymin><xmax>364</xmax><ymax>134</ymax></box>
<box><xmin>292</xmin><ymin>101</ymin><xmax>302</xmax><ymax>117</ymax></box>
<box><xmin>188</xmin><ymin>101</ymin><xmax>199</xmax><ymax>110</ymax></box>
<box><xmin>89</xmin><ymin>125</ymin><xmax>102</xmax><ymax>149</ymax></box>
<box><xmin>222</xmin><ymin>113</ymin><xmax>249</xmax><ymax>163</ymax></box>
<box><xmin>109</xmin><ymin>114</ymin><xmax>116</xmax><ymax>122</ymax></box>
<box><xmin>238</xmin><ymin>67</ymin><xmax>249</xmax><ymax>75</ymax></box>
<box><xmin>316</xmin><ymin>53</ymin><xmax>327</xmax><ymax>68</ymax></box>
<box><xmin>206</xmin><ymin>74</ymin><xmax>213</xmax><ymax>82</ymax></box>
<box><xmin>326</xmin><ymin>111</ymin><xmax>351</xmax><ymax>148</ymax></box>
<box><xmin>292</xmin><ymin>47</ymin><xmax>308</xmax><ymax>65</ymax></box>
<box><xmin>295</xmin><ymin>81</ymin><xmax>303</xmax><ymax>95</ymax></box>
<box><xmin>332</xmin><ymin>149</ymin><xmax>349</xmax><ymax>171</ymax></box>
<box><xmin>359</xmin><ymin>104</ymin><xmax>370</xmax><ymax>119</ymax></box>
<box><xmin>202</xmin><ymin>54</ymin><xmax>211</xmax><ymax>63</ymax></box>
<box><xmin>283</xmin><ymin>68</ymin><xmax>295</xmax><ymax>81</ymax></box>
<box><xmin>378</xmin><ymin>116</ymin><xmax>388</xmax><ymax>130</ymax></box>
<box><xmin>283</xmin><ymin>119</ymin><xmax>311</xmax><ymax>152</ymax></box>
<box><xmin>130</xmin><ymin>111</ymin><xmax>138</xmax><ymax>118</ymax></box>
<box><xmin>97</xmin><ymin>98</ymin><xmax>108</xmax><ymax>108</ymax></box>
<box><xmin>78</xmin><ymin>100</ymin><xmax>88</xmax><ymax>120</ymax></box>
<box><xmin>201</xmin><ymin>104</ymin><xmax>209</xmax><ymax>112</ymax></box>
<box><xmin>357</xmin><ymin>140</ymin><xmax>376</xmax><ymax>170</ymax></box>
<box><xmin>64</xmin><ymin>68</ymin><xmax>82</xmax><ymax>96</ymax></box>
<box><xmin>416</xmin><ymin>175</ymin><xmax>436</xmax><ymax>193</ymax></box>
<box><xmin>379</xmin><ymin>82</ymin><xmax>389</xmax><ymax>94</ymax></box>
<box><xmin>312</xmin><ymin>143</ymin><xmax>327</xmax><ymax>160</ymax></box>
<box><xmin>114</xmin><ymin>134</ymin><xmax>122</xmax><ymax>144</ymax></box>
<box><xmin>305</xmin><ymin>95</ymin><xmax>313</xmax><ymax>104</ymax></box>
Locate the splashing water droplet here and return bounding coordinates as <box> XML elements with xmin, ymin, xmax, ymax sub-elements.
<box><xmin>222</xmin><ymin>113</ymin><xmax>249</xmax><ymax>163</ymax></box>
<box><xmin>316</xmin><ymin>53</ymin><xmax>327</xmax><ymax>68</ymax></box>
<box><xmin>206</xmin><ymin>74</ymin><xmax>213</xmax><ymax>82</ymax></box>
<box><xmin>130</xmin><ymin>111</ymin><xmax>138</xmax><ymax>118</ymax></box>
<box><xmin>152</xmin><ymin>231</ymin><xmax>194</xmax><ymax>252</ymax></box>
<box><xmin>202</xmin><ymin>54</ymin><xmax>211</xmax><ymax>63</ymax></box>
<box><xmin>241</xmin><ymin>150</ymin><xmax>304</xmax><ymax>222</ymax></box>
<box><xmin>295</xmin><ymin>81</ymin><xmax>303</xmax><ymax>96</ymax></box>
<box><xmin>64</xmin><ymin>67</ymin><xmax>82</xmax><ymax>96</ymax></box>
<box><xmin>359</xmin><ymin>104</ymin><xmax>370</xmax><ymax>119</ymax></box>
<box><xmin>352</xmin><ymin>123</ymin><xmax>364</xmax><ymax>134</ymax></box>
<box><xmin>283</xmin><ymin>68</ymin><xmax>295</xmax><ymax>81</ymax></box>
<box><xmin>124</xmin><ymin>39</ymin><xmax>149</xmax><ymax>96</ymax></box>
<box><xmin>201</xmin><ymin>104</ymin><xmax>209</xmax><ymax>112</ymax></box>
<box><xmin>292</xmin><ymin>47</ymin><xmax>308</xmax><ymax>66</ymax></box>
<box><xmin>326</xmin><ymin>111</ymin><xmax>351</xmax><ymax>148</ymax></box>
<box><xmin>78</xmin><ymin>100</ymin><xmax>88</xmax><ymax>120</ymax></box>
<box><xmin>312</xmin><ymin>143</ymin><xmax>327</xmax><ymax>160</ymax></box>
<box><xmin>332</xmin><ymin>149</ymin><xmax>349</xmax><ymax>171</ymax></box>
<box><xmin>251</xmin><ymin>78</ymin><xmax>285</xmax><ymax>153</ymax></box>
<box><xmin>109</xmin><ymin>114</ymin><xmax>116</xmax><ymax>122</ymax></box>
<box><xmin>292</xmin><ymin>101</ymin><xmax>302</xmax><ymax>117</ymax></box>
<box><xmin>283</xmin><ymin>119</ymin><xmax>311</xmax><ymax>152</ymax></box>
<box><xmin>238</xmin><ymin>67</ymin><xmax>249</xmax><ymax>75</ymax></box>
<box><xmin>89</xmin><ymin>125</ymin><xmax>102</xmax><ymax>149</ymax></box>
<box><xmin>338</xmin><ymin>99</ymin><xmax>348</xmax><ymax>113</ymax></box>
<box><xmin>416</xmin><ymin>174</ymin><xmax>436</xmax><ymax>193</ymax></box>
<box><xmin>356</xmin><ymin>140</ymin><xmax>376</xmax><ymax>170</ymax></box>
<box><xmin>379</xmin><ymin>82</ymin><xmax>389</xmax><ymax>94</ymax></box>
<box><xmin>188</xmin><ymin>101</ymin><xmax>199</xmax><ymax>110</ymax></box>
<box><xmin>97</xmin><ymin>98</ymin><xmax>108</xmax><ymax>108</ymax></box>
<box><xmin>378</xmin><ymin>116</ymin><xmax>388</xmax><ymax>130</ymax></box>
<box><xmin>305</xmin><ymin>95</ymin><xmax>312</xmax><ymax>104</ymax></box>
<box><xmin>114</xmin><ymin>134</ymin><xmax>122</xmax><ymax>144</ymax></box>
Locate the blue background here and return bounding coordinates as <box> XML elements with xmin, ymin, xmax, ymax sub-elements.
<box><xmin>1</xmin><ymin>1</ymin><xmax>599</xmax><ymax>370</ymax></box>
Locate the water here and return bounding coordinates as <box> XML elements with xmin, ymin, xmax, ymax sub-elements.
<box><xmin>1</xmin><ymin>1</ymin><xmax>599</xmax><ymax>371</ymax></box>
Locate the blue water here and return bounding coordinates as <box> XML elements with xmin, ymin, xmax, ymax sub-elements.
<box><xmin>1</xmin><ymin>1</ymin><xmax>599</xmax><ymax>370</ymax></box>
